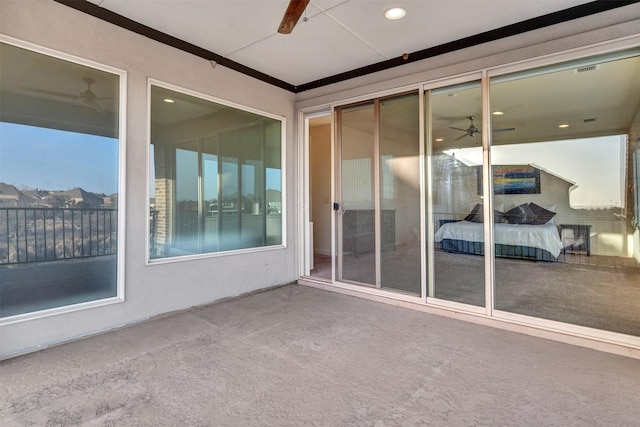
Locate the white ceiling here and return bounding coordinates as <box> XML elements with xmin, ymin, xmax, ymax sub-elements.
<box><xmin>3</xmin><ymin>0</ymin><xmax>638</xmax><ymax>145</ymax></box>
<box><xmin>85</xmin><ymin>0</ymin><xmax>593</xmax><ymax>88</ymax></box>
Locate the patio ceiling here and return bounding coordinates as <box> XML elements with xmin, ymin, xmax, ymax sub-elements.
<box><xmin>59</xmin><ymin>0</ymin><xmax>628</xmax><ymax>92</ymax></box>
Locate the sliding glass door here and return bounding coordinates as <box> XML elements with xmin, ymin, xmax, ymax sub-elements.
<box><xmin>336</xmin><ymin>93</ymin><xmax>421</xmax><ymax>294</ymax></box>
<box><xmin>337</xmin><ymin>101</ymin><xmax>376</xmax><ymax>285</ymax></box>
<box><xmin>311</xmin><ymin>45</ymin><xmax>640</xmax><ymax>344</ymax></box>
<box><xmin>489</xmin><ymin>52</ymin><xmax>640</xmax><ymax>336</ymax></box>
<box><xmin>379</xmin><ymin>94</ymin><xmax>421</xmax><ymax>293</ymax></box>
<box><xmin>426</xmin><ymin>81</ymin><xmax>486</xmax><ymax>307</ymax></box>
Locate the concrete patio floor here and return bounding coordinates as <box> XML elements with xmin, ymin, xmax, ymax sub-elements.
<box><xmin>1</xmin><ymin>284</ymin><xmax>639</xmax><ymax>426</ymax></box>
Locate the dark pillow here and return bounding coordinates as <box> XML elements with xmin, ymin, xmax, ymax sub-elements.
<box><xmin>493</xmin><ymin>210</ymin><xmax>506</xmax><ymax>223</ymax></box>
<box><xmin>464</xmin><ymin>203</ymin><xmax>505</xmax><ymax>223</ymax></box>
<box><xmin>505</xmin><ymin>203</ymin><xmax>537</xmax><ymax>225</ymax></box>
<box><xmin>464</xmin><ymin>204</ymin><xmax>483</xmax><ymax>222</ymax></box>
<box><xmin>528</xmin><ymin>203</ymin><xmax>556</xmax><ymax>225</ymax></box>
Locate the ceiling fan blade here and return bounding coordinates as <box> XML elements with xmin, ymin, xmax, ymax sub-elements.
<box><xmin>449</xmin><ymin>126</ymin><xmax>468</xmax><ymax>132</ymax></box>
<box><xmin>278</xmin><ymin>0</ymin><xmax>310</xmax><ymax>34</ymax></box>
<box><xmin>454</xmin><ymin>134</ymin><xmax>469</xmax><ymax>141</ymax></box>
<box><xmin>21</xmin><ymin>87</ymin><xmax>80</xmax><ymax>100</ymax></box>
<box><xmin>493</xmin><ymin>127</ymin><xmax>516</xmax><ymax>133</ymax></box>
<box><xmin>91</xmin><ymin>102</ymin><xmax>105</xmax><ymax>114</ymax></box>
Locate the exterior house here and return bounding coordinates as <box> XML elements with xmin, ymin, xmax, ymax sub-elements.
<box><xmin>1</xmin><ymin>0</ymin><xmax>639</xmax><ymax>360</ymax></box>
<box><xmin>0</xmin><ymin>183</ymin><xmax>22</xmax><ymax>207</ymax></box>
<box><xmin>53</xmin><ymin>187</ymin><xmax>104</xmax><ymax>208</ymax></box>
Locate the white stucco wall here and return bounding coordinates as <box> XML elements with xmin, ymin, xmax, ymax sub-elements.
<box><xmin>0</xmin><ymin>0</ymin><xmax>297</xmax><ymax>358</ymax></box>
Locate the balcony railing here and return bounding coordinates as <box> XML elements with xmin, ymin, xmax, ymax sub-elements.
<box><xmin>0</xmin><ymin>207</ymin><xmax>117</xmax><ymax>266</ymax></box>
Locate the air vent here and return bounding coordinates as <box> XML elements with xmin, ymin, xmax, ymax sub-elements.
<box><xmin>574</xmin><ymin>64</ymin><xmax>600</xmax><ymax>74</ymax></box>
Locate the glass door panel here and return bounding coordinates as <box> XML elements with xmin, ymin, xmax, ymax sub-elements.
<box><xmin>379</xmin><ymin>93</ymin><xmax>421</xmax><ymax>294</ymax></box>
<box><xmin>490</xmin><ymin>53</ymin><xmax>640</xmax><ymax>336</ymax></box>
<box><xmin>338</xmin><ymin>102</ymin><xmax>376</xmax><ymax>285</ymax></box>
<box><xmin>428</xmin><ymin>82</ymin><xmax>486</xmax><ymax>307</ymax></box>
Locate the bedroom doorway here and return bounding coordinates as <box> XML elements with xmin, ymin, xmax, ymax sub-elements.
<box><xmin>308</xmin><ymin>112</ymin><xmax>332</xmax><ymax>281</ymax></box>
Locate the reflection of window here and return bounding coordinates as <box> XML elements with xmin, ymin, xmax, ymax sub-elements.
<box><xmin>149</xmin><ymin>84</ymin><xmax>283</xmax><ymax>260</ymax></box>
<box><xmin>0</xmin><ymin>41</ymin><xmax>122</xmax><ymax>317</ymax></box>
<box><xmin>449</xmin><ymin>135</ymin><xmax>628</xmax><ymax>209</ymax></box>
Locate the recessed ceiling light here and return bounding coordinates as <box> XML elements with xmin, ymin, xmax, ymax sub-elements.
<box><xmin>163</xmin><ymin>98</ymin><xmax>175</xmax><ymax>104</ymax></box>
<box><xmin>558</xmin><ymin>124</ymin><xmax>570</xmax><ymax>128</ymax></box>
<box><xmin>384</xmin><ymin>7</ymin><xmax>406</xmax><ymax>20</ymax></box>
<box><xmin>492</xmin><ymin>111</ymin><xmax>504</xmax><ymax>116</ymax></box>
<box><xmin>435</xmin><ymin>138</ymin><xmax>444</xmax><ymax>142</ymax></box>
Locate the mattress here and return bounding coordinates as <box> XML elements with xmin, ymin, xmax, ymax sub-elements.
<box><xmin>434</xmin><ymin>220</ymin><xmax>563</xmax><ymax>258</ymax></box>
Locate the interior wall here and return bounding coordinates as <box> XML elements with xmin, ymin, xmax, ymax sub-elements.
<box><xmin>0</xmin><ymin>0</ymin><xmax>296</xmax><ymax>358</ymax></box>
<box><xmin>309</xmin><ymin>124</ymin><xmax>332</xmax><ymax>255</ymax></box>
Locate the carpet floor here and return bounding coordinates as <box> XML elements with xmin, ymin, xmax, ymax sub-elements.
<box><xmin>311</xmin><ymin>249</ymin><xmax>640</xmax><ymax>337</ymax></box>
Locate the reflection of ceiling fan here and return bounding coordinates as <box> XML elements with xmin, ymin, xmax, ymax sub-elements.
<box><xmin>450</xmin><ymin>116</ymin><xmax>515</xmax><ymax>141</ymax></box>
<box><xmin>22</xmin><ymin>77</ymin><xmax>110</xmax><ymax>113</ymax></box>
<box><xmin>278</xmin><ymin>0</ymin><xmax>310</xmax><ymax>34</ymax></box>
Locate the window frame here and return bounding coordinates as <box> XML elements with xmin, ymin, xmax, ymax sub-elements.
<box><xmin>0</xmin><ymin>35</ymin><xmax>127</xmax><ymax>325</ymax></box>
<box><xmin>146</xmin><ymin>79</ymin><xmax>286</xmax><ymax>265</ymax></box>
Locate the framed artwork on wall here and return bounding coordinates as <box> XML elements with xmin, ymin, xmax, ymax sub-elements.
<box><xmin>477</xmin><ymin>165</ymin><xmax>541</xmax><ymax>195</ymax></box>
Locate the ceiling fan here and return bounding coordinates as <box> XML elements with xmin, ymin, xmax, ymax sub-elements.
<box><xmin>450</xmin><ymin>116</ymin><xmax>515</xmax><ymax>141</ymax></box>
<box><xmin>278</xmin><ymin>0</ymin><xmax>310</xmax><ymax>34</ymax></box>
<box><xmin>22</xmin><ymin>77</ymin><xmax>110</xmax><ymax>113</ymax></box>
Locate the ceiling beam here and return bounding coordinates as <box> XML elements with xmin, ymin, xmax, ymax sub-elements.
<box><xmin>53</xmin><ymin>0</ymin><xmax>296</xmax><ymax>92</ymax></box>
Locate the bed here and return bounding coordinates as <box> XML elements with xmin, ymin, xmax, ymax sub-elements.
<box><xmin>434</xmin><ymin>203</ymin><xmax>563</xmax><ymax>262</ymax></box>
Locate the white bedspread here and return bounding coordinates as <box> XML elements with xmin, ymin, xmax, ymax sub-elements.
<box><xmin>434</xmin><ymin>221</ymin><xmax>563</xmax><ymax>258</ymax></box>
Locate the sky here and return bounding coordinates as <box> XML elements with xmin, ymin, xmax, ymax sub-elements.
<box><xmin>444</xmin><ymin>135</ymin><xmax>626</xmax><ymax>209</ymax></box>
<box><xmin>0</xmin><ymin>122</ymin><xmax>119</xmax><ymax>195</ymax></box>
<box><xmin>1</xmin><ymin>121</ymin><xmax>283</xmax><ymax>201</ymax></box>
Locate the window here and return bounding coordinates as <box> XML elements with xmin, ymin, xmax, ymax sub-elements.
<box><xmin>0</xmin><ymin>40</ymin><xmax>123</xmax><ymax>318</ymax></box>
<box><xmin>149</xmin><ymin>84</ymin><xmax>283</xmax><ymax>260</ymax></box>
